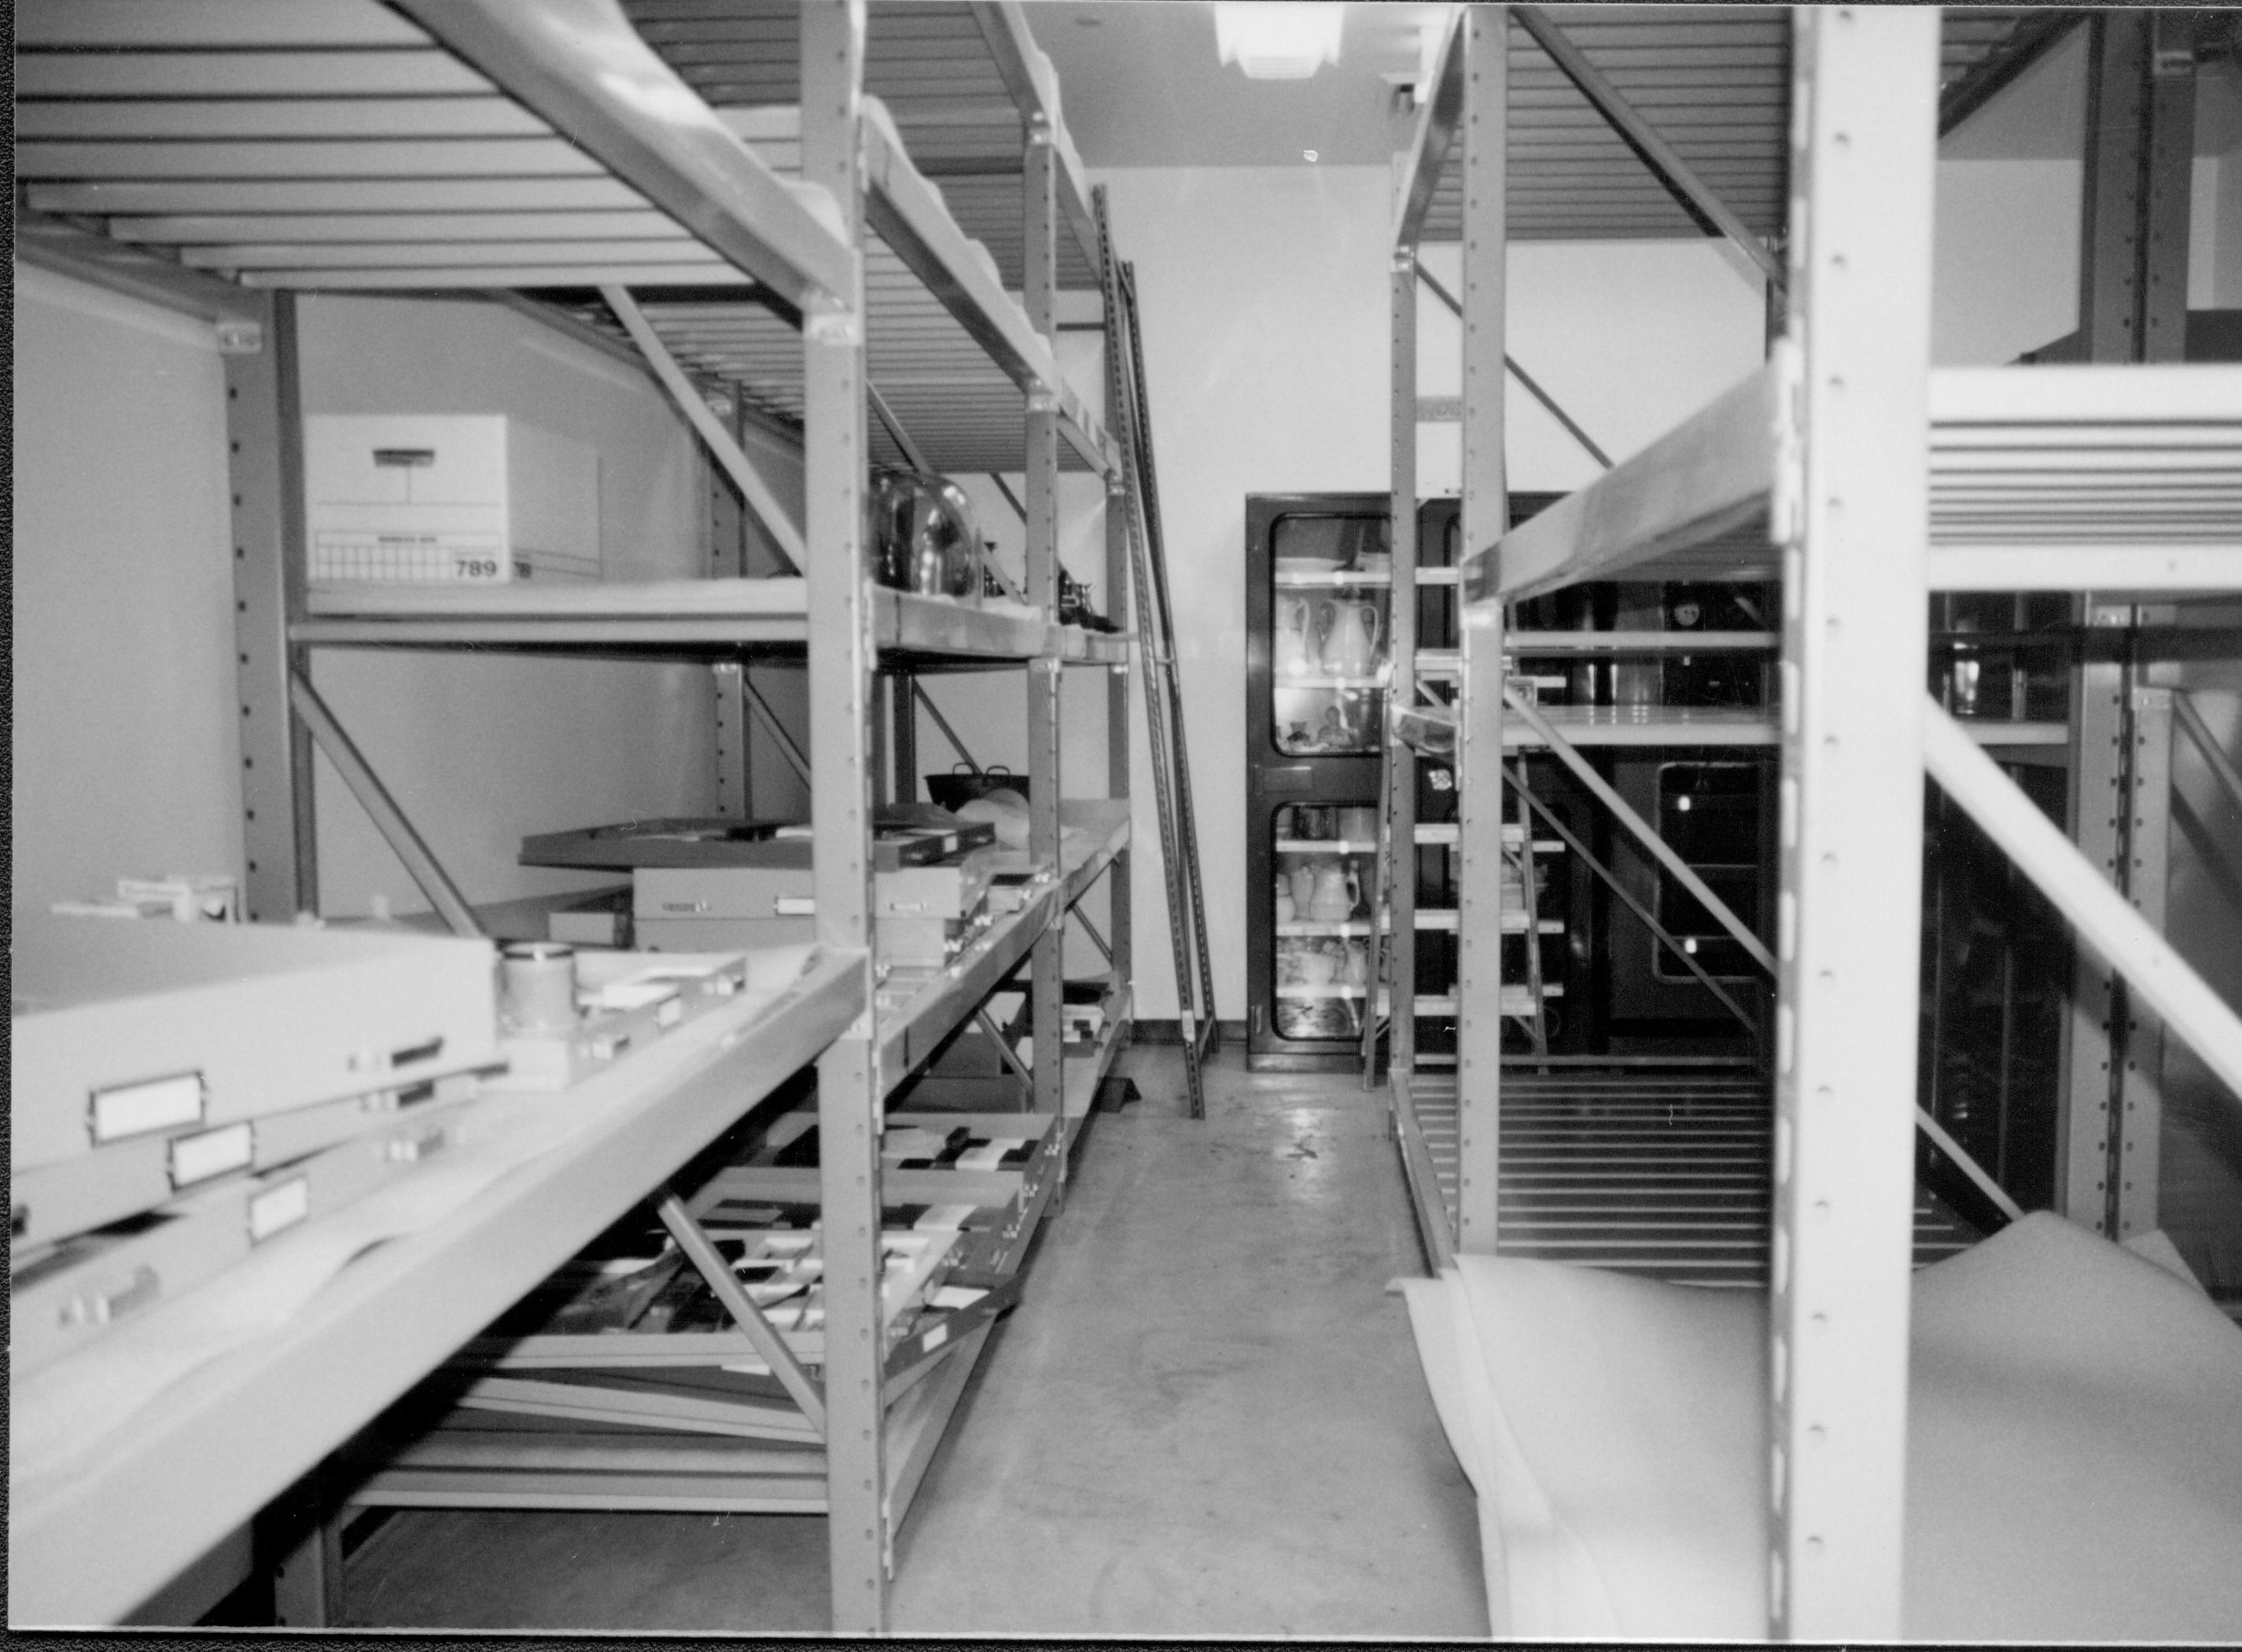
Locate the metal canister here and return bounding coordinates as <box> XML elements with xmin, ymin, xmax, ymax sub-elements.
<box><xmin>499</xmin><ymin>940</ymin><xmax>578</xmax><ymax>1032</ymax></box>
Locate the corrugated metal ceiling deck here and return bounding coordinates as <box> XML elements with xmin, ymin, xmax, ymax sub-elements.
<box><xmin>624</xmin><ymin>0</ymin><xmax>1101</xmax><ymax>291</ymax></box>
<box><xmin>1417</xmin><ymin>5</ymin><xmax>2043</xmax><ymax>243</ymax></box>
<box><xmin>14</xmin><ymin>0</ymin><xmax>1101</xmax><ymax>473</ymax></box>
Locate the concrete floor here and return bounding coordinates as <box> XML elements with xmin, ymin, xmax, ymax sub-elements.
<box><xmin>342</xmin><ymin>1045</ymin><xmax>1489</xmax><ymax>1635</ymax></box>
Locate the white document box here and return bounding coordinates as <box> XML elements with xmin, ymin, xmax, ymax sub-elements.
<box><xmin>9</xmin><ymin>914</ymin><xmax>499</xmax><ymax>1174</ymax></box>
<box><xmin>305</xmin><ymin>414</ymin><xmax>600</xmax><ymax>583</ymax></box>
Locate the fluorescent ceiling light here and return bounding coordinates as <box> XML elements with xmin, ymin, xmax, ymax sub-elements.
<box><xmin>1215</xmin><ymin>3</ymin><xmax>1344</xmax><ymax>80</ymax></box>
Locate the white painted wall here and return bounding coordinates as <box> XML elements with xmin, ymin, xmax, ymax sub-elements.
<box><xmin>10</xmin><ymin>263</ymin><xmax>243</xmax><ymax>919</ymax></box>
<box><xmin>10</xmin><ymin>277</ymin><xmax>714</xmax><ymax>924</ymax></box>
<box><xmin>1091</xmin><ymin>165</ymin><xmax>1395</xmax><ymax>1021</ymax></box>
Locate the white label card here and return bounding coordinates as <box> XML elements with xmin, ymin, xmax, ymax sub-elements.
<box><xmin>169</xmin><ymin>1121</ymin><xmax>256</xmax><ymax>1189</ymax></box>
<box><xmin>248</xmin><ymin>1177</ymin><xmax>311</xmax><ymax>1242</ymax></box>
<box><xmin>90</xmin><ymin>1071</ymin><xmax>206</xmax><ymax>1144</ymax></box>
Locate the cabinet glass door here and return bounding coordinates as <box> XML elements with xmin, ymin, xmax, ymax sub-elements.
<box><xmin>1270</xmin><ymin>514</ymin><xmax>1389</xmax><ymax>758</ymax></box>
<box><xmin>1271</xmin><ymin>801</ymin><xmax>1379</xmax><ymax>1043</ymax></box>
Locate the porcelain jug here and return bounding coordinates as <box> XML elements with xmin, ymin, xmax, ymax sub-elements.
<box><xmin>1320</xmin><ymin>599</ymin><xmax>1382</xmax><ymax>679</ymax></box>
<box><xmin>1274</xmin><ymin>597</ymin><xmax>1314</xmax><ymax>678</ymax></box>
<box><xmin>1305</xmin><ymin>859</ymin><xmax>1360</xmax><ymax>923</ymax></box>
<box><xmin>1342</xmin><ymin>938</ymin><xmax>1369</xmax><ymax>987</ymax></box>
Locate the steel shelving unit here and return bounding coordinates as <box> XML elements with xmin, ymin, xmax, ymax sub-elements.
<box><xmin>13</xmin><ymin>0</ymin><xmax>1136</xmax><ymax>1632</ymax></box>
<box><xmin>1385</xmin><ymin>4</ymin><xmax>2240</xmax><ymax>1640</ymax></box>
<box><xmin>1377</xmin><ymin>6</ymin><xmax>2067</xmax><ymax>1268</ymax></box>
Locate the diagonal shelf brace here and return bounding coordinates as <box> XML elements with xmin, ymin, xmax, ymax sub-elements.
<box><xmin>602</xmin><ymin>284</ymin><xmax>805</xmax><ymax>576</ymax></box>
<box><xmin>653</xmin><ymin>1193</ymin><xmax>826</xmax><ymax>1437</ymax></box>
<box><xmin>2174</xmin><ymin>689</ymin><xmax>2242</xmax><ymax>825</ymax></box>
<box><xmin>288</xmin><ymin>670</ymin><xmax>482</xmax><ymax>939</ymax></box>
<box><xmin>1415</xmin><ymin>261</ymin><xmax>1614</xmax><ymax>470</ymax></box>
<box><xmin>1504</xmin><ymin>686</ymin><xmax>2027</xmax><ymax>1223</ymax></box>
<box><xmin>979</xmin><ymin>474</ymin><xmax>1034</xmax><ymax>605</ymax></box>
<box><xmin>1503</xmin><ymin>683</ymin><xmax>1775</xmax><ymax>973</ymax></box>
<box><xmin>740</xmin><ymin>672</ymin><xmax>813</xmax><ymax>789</ymax></box>
<box><xmin>868</xmin><ymin>381</ymin><xmax>933</xmax><ymax>475</ymax></box>
<box><xmin>1068</xmin><ymin>905</ymin><xmax>1114</xmax><ymax>962</ymax></box>
<box><xmin>1512</xmin><ymin>5</ymin><xmax>1787</xmax><ymax>300</ymax></box>
<box><xmin>911</xmin><ymin>681</ymin><xmax>981</xmax><ymax>776</ymax></box>
<box><xmin>1925</xmin><ymin>696</ymin><xmax>2242</xmax><ymax>1109</ymax></box>
<box><xmin>1503</xmin><ymin>758</ymin><xmax>1762</xmax><ymax>1039</ymax></box>
<box><xmin>1916</xmin><ymin>1106</ymin><xmax>2026</xmax><ymax>1225</ymax></box>
<box><xmin>974</xmin><ymin>1006</ymin><xmax>1037</xmax><ymax>1087</ymax></box>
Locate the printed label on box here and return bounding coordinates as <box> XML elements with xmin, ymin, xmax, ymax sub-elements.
<box><xmin>311</xmin><ymin>530</ymin><xmax>506</xmax><ymax>583</ymax></box>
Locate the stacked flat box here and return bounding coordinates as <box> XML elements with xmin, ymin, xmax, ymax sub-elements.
<box><xmin>634</xmin><ymin>855</ymin><xmax>996</xmax><ymax>966</ymax></box>
<box><xmin>10</xmin><ymin>915</ymin><xmax>499</xmax><ymax>1178</ymax></box>
<box><xmin>11</xmin><ymin>1070</ymin><xmax>478</xmax><ymax>1250</ymax></box>
<box><xmin>304</xmin><ymin>414</ymin><xmax>600</xmax><ymax>584</ymax></box>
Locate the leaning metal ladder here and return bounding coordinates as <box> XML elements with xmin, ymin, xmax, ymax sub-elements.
<box><xmin>1095</xmin><ymin>186</ymin><xmax>1216</xmax><ymax>1119</ymax></box>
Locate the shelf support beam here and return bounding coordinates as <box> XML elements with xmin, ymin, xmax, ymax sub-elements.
<box><xmin>1384</xmin><ymin>248</ymin><xmax>1421</xmax><ymax>1084</ymax></box>
<box><xmin>1453</xmin><ymin>3</ymin><xmax>1509</xmax><ymax>1256</ymax></box>
<box><xmin>1769</xmin><ymin>12</ymin><xmax>1938</xmax><ymax>1638</ymax></box>
<box><xmin>1513</xmin><ymin>5</ymin><xmax>1787</xmax><ymax>301</ymax></box>
<box><xmin>800</xmin><ymin>0</ymin><xmax>886</xmax><ymax>1631</ymax></box>
<box><xmin>2078</xmin><ymin>10</ymin><xmax>2199</xmax><ymax>366</ymax></box>
<box><xmin>1103</xmin><ymin>252</ymin><xmax>1135</xmax><ymax>1010</ymax></box>
<box><xmin>1025</xmin><ymin>114</ymin><xmax>1068</xmax><ymax>1142</ymax></box>
<box><xmin>1392</xmin><ymin>10</ymin><xmax>1467</xmax><ymax>252</ymax></box>
<box><xmin>227</xmin><ymin>289</ymin><xmax>319</xmax><ymax>922</ymax></box>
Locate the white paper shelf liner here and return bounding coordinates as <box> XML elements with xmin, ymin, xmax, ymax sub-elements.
<box><xmin>11</xmin><ymin>945</ymin><xmax>819</xmax><ymax>1504</ymax></box>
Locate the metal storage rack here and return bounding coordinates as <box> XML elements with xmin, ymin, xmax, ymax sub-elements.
<box><xmin>13</xmin><ymin>0</ymin><xmax>1136</xmax><ymax>1632</ymax></box>
<box><xmin>1377</xmin><ymin>5</ymin><xmax>2063</xmax><ymax>1273</ymax></box>
<box><xmin>1384</xmin><ymin>4</ymin><xmax>2240</xmax><ymax>1639</ymax></box>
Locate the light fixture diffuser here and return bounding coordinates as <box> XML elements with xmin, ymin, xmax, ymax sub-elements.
<box><xmin>1214</xmin><ymin>3</ymin><xmax>1344</xmax><ymax>80</ymax></box>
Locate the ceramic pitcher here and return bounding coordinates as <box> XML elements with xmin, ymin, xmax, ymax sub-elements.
<box><xmin>1306</xmin><ymin>858</ymin><xmax>1359</xmax><ymax>922</ymax></box>
<box><xmin>1319</xmin><ymin>598</ymin><xmax>1382</xmax><ymax>678</ymax></box>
